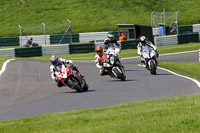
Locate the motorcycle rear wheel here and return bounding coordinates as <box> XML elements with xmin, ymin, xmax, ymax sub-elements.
<box><xmin>67</xmin><ymin>77</ymin><xmax>83</xmax><ymax>92</ymax></box>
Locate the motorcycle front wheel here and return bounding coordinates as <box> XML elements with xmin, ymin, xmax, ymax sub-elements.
<box><xmin>83</xmin><ymin>82</ymin><xmax>89</xmax><ymax>91</ymax></box>
<box><xmin>150</xmin><ymin>60</ymin><xmax>157</xmax><ymax>75</ymax></box>
<box><xmin>112</xmin><ymin>67</ymin><xmax>126</xmax><ymax>81</ymax></box>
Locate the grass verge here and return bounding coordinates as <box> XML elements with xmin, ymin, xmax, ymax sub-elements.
<box><xmin>0</xmin><ymin>57</ymin><xmax>12</xmax><ymax>70</ymax></box>
<box><xmin>159</xmin><ymin>62</ymin><xmax>200</xmax><ymax>81</ymax></box>
<box><xmin>0</xmin><ymin>94</ymin><xmax>200</xmax><ymax>132</ymax></box>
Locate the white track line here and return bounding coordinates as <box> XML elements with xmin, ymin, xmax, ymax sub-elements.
<box><xmin>138</xmin><ymin>64</ymin><xmax>200</xmax><ymax>88</ymax></box>
<box><xmin>0</xmin><ymin>59</ymin><xmax>15</xmax><ymax>76</ymax></box>
<box><xmin>121</xmin><ymin>50</ymin><xmax>198</xmax><ymax>60</ymax></box>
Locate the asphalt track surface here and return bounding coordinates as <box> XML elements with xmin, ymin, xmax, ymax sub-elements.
<box><xmin>0</xmin><ymin>51</ymin><xmax>199</xmax><ymax>120</ymax></box>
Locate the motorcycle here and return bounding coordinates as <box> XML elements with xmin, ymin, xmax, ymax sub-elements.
<box><xmin>142</xmin><ymin>46</ymin><xmax>158</xmax><ymax>75</ymax></box>
<box><xmin>24</xmin><ymin>43</ymin><xmax>39</xmax><ymax>47</ymax></box>
<box><xmin>56</xmin><ymin>64</ymin><xmax>89</xmax><ymax>92</ymax></box>
<box><xmin>24</xmin><ymin>37</ymin><xmax>39</xmax><ymax>47</ymax></box>
<box><xmin>102</xmin><ymin>46</ymin><xmax>126</xmax><ymax>81</ymax></box>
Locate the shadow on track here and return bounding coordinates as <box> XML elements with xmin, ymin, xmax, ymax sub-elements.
<box><xmin>106</xmin><ymin>79</ymin><xmax>138</xmax><ymax>82</ymax></box>
<box><xmin>64</xmin><ymin>90</ymin><xmax>97</xmax><ymax>94</ymax></box>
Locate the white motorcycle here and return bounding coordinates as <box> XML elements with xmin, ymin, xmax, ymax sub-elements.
<box><xmin>142</xmin><ymin>46</ymin><xmax>158</xmax><ymax>75</ymax></box>
<box><xmin>102</xmin><ymin>46</ymin><xmax>126</xmax><ymax>81</ymax></box>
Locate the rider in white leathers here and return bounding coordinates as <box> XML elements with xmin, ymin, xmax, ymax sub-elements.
<box><xmin>137</xmin><ymin>36</ymin><xmax>157</xmax><ymax>63</ymax></box>
<box><xmin>50</xmin><ymin>55</ymin><xmax>81</xmax><ymax>87</ymax></box>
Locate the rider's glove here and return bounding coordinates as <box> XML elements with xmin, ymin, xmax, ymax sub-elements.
<box><xmin>54</xmin><ymin>77</ymin><xmax>58</xmax><ymax>82</ymax></box>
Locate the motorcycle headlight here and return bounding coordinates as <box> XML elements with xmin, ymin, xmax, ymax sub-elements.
<box><xmin>150</xmin><ymin>51</ymin><xmax>155</xmax><ymax>58</ymax></box>
<box><xmin>110</xmin><ymin>56</ymin><xmax>114</xmax><ymax>64</ymax></box>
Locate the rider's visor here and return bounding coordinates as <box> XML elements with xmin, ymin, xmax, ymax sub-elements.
<box><xmin>97</xmin><ymin>51</ymin><xmax>102</xmax><ymax>56</ymax></box>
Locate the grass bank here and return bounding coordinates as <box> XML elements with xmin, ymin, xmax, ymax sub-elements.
<box><xmin>0</xmin><ymin>0</ymin><xmax>200</xmax><ymax>37</ymax></box>
<box><xmin>1</xmin><ymin>94</ymin><xmax>200</xmax><ymax>132</ymax></box>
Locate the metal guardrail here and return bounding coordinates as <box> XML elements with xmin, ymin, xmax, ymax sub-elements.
<box><xmin>0</xmin><ymin>48</ymin><xmax>15</xmax><ymax>57</ymax></box>
<box><xmin>199</xmin><ymin>49</ymin><xmax>200</xmax><ymax>62</ymax></box>
<box><xmin>79</xmin><ymin>32</ymin><xmax>108</xmax><ymax>43</ymax></box>
<box><xmin>42</xmin><ymin>44</ymin><xmax>70</xmax><ymax>56</ymax></box>
<box><xmin>193</xmin><ymin>24</ymin><xmax>200</xmax><ymax>33</ymax></box>
<box><xmin>154</xmin><ymin>35</ymin><xmax>178</xmax><ymax>47</ymax></box>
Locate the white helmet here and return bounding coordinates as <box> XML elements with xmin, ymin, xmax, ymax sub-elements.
<box><xmin>140</xmin><ymin>36</ymin><xmax>146</xmax><ymax>42</ymax></box>
<box><xmin>140</xmin><ymin>36</ymin><xmax>146</xmax><ymax>45</ymax></box>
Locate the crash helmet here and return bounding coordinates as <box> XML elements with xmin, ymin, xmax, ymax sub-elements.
<box><xmin>108</xmin><ymin>34</ymin><xmax>114</xmax><ymax>41</ymax></box>
<box><xmin>96</xmin><ymin>46</ymin><xmax>103</xmax><ymax>56</ymax></box>
<box><xmin>140</xmin><ymin>36</ymin><xmax>146</xmax><ymax>45</ymax></box>
<box><xmin>50</xmin><ymin>55</ymin><xmax>59</xmax><ymax>66</ymax></box>
<box><xmin>30</xmin><ymin>37</ymin><xmax>33</xmax><ymax>40</ymax></box>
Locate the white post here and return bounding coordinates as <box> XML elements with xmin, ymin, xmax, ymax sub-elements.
<box><xmin>164</xmin><ymin>8</ymin><xmax>166</xmax><ymax>35</ymax></box>
<box><xmin>67</xmin><ymin>19</ymin><xmax>72</xmax><ymax>45</ymax></box>
<box><xmin>176</xmin><ymin>11</ymin><xmax>179</xmax><ymax>35</ymax></box>
<box><xmin>151</xmin><ymin>11</ymin><xmax>155</xmax><ymax>27</ymax></box>
<box><xmin>18</xmin><ymin>25</ymin><xmax>22</xmax><ymax>47</ymax></box>
<box><xmin>42</xmin><ymin>23</ymin><xmax>46</xmax><ymax>45</ymax></box>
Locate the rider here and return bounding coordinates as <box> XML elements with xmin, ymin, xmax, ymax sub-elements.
<box><xmin>137</xmin><ymin>36</ymin><xmax>158</xmax><ymax>63</ymax></box>
<box><xmin>95</xmin><ymin>46</ymin><xmax>108</xmax><ymax>76</ymax></box>
<box><xmin>104</xmin><ymin>34</ymin><xmax>121</xmax><ymax>50</ymax></box>
<box><xmin>50</xmin><ymin>55</ymin><xmax>83</xmax><ymax>87</ymax></box>
<box><xmin>104</xmin><ymin>34</ymin><xmax>122</xmax><ymax>62</ymax></box>
<box><xmin>24</xmin><ymin>37</ymin><xmax>33</xmax><ymax>47</ymax></box>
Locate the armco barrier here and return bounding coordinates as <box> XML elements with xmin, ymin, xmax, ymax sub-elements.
<box><xmin>69</xmin><ymin>43</ymin><xmax>95</xmax><ymax>53</ymax></box>
<box><xmin>121</xmin><ymin>39</ymin><xmax>140</xmax><ymax>49</ymax></box>
<box><xmin>42</xmin><ymin>44</ymin><xmax>69</xmax><ymax>56</ymax></box>
<box><xmin>193</xmin><ymin>24</ymin><xmax>200</xmax><ymax>32</ymax></box>
<box><xmin>20</xmin><ymin>35</ymin><xmax>51</xmax><ymax>46</ymax></box>
<box><xmin>15</xmin><ymin>46</ymin><xmax>42</xmax><ymax>57</ymax></box>
<box><xmin>50</xmin><ymin>34</ymin><xmax>79</xmax><ymax>44</ymax></box>
<box><xmin>178</xmin><ymin>32</ymin><xmax>199</xmax><ymax>44</ymax></box>
<box><xmin>79</xmin><ymin>32</ymin><xmax>108</xmax><ymax>43</ymax></box>
<box><xmin>178</xmin><ymin>25</ymin><xmax>193</xmax><ymax>34</ymax></box>
<box><xmin>155</xmin><ymin>35</ymin><xmax>178</xmax><ymax>47</ymax></box>
<box><xmin>0</xmin><ymin>37</ymin><xmax>19</xmax><ymax>46</ymax></box>
<box><xmin>0</xmin><ymin>48</ymin><xmax>15</xmax><ymax>57</ymax></box>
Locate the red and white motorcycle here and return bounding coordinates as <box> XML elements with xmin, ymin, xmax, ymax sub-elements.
<box><xmin>56</xmin><ymin>64</ymin><xmax>89</xmax><ymax>92</ymax></box>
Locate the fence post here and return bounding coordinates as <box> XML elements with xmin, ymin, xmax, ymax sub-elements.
<box><xmin>42</xmin><ymin>23</ymin><xmax>46</xmax><ymax>45</ymax></box>
<box><xmin>67</xmin><ymin>19</ymin><xmax>72</xmax><ymax>45</ymax></box>
<box><xmin>18</xmin><ymin>25</ymin><xmax>22</xmax><ymax>47</ymax></box>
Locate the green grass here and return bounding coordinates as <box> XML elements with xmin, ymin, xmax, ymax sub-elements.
<box><xmin>0</xmin><ymin>0</ymin><xmax>200</xmax><ymax>37</ymax></box>
<box><xmin>0</xmin><ymin>57</ymin><xmax>12</xmax><ymax>69</ymax></box>
<box><xmin>159</xmin><ymin>62</ymin><xmax>200</xmax><ymax>81</ymax></box>
<box><xmin>158</xmin><ymin>43</ymin><xmax>200</xmax><ymax>54</ymax></box>
<box><xmin>1</xmin><ymin>94</ymin><xmax>200</xmax><ymax>132</ymax></box>
<box><xmin>0</xmin><ymin>46</ymin><xmax>21</xmax><ymax>49</ymax></box>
